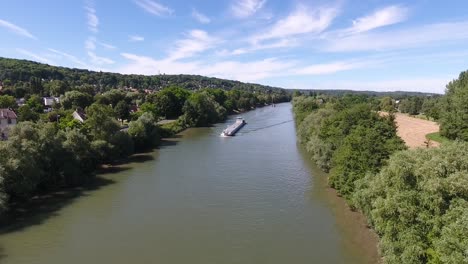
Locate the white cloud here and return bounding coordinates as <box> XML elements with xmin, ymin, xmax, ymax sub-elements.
<box><xmin>324</xmin><ymin>21</ymin><xmax>468</xmax><ymax>52</ymax></box>
<box><xmin>48</xmin><ymin>48</ymin><xmax>87</xmax><ymax>67</ymax></box>
<box><xmin>87</xmin><ymin>51</ymin><xmax>115</xmax><ymax>65</ymax></box>
<box><xmin>347</xmin><ymin>5</ymin><xmax>408</xmax><ymax>34</ymax></box>
<box><xmin>16</xmin><ymin>49</ymin><xmax>54</xmax><ymax>64</ymax></box>
<box><xmin>98</xmin><ymin>41</ymin><xmax>117</xmax><ymax>49</ymax></box>
<box><xmin>85</xmin><ymin>5</ymin><xmax>99</xmax><ymax>33</ymax></box>
<box><xmin>134</xmin><ymin>0</ymin><xmax>173</xmax><ymax>16</ymax></box>
<box><xmin>294</xmin><ymin>60</ymin><xmax>372</xmax><ymax>75</ymax></box>
<box><xmin>192</xmin><ymin>9</ymin><xmax>211</xmax><ymax>24</ymax></box>
<box><xmin>218</xmin><ymin>38</ymin><xmax>298</xmax><ymax>57</ymax></box>
<box><xmin>0</xmin><ymin>19</ymin><xmax>37</xmax><ymax>39</ymax></box>
<box><xmin>231</xmin><ymin>0</ymin><xmax>266</xmax><ymax>18</ymax></box>
<box><xmin>129</xmin><ymin>35</ymin><xmax>145</xmax><ymax>42</ymax></box>
<box><xmin>119</xmin><ymin>53</ymin><xmax>295</xmax><ymax>82</ymax></box>
<box><xmin>167</xmin><ymin>30</ymin><xmax>220</xmax><ymax>61</ymax></box>
<box><xmin>253</xmin><ymin>5</ymin><xmax>339</xmax><ymax>43</ymax></box>
<box><xmin>85</xmin><ymin>37</ymin><xmax>96</xmax><ymax>51</ymax></box>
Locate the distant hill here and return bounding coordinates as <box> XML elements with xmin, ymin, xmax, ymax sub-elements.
<box><xmin>0</xmin><ymin>57</ymin><xmax>439</xmax><ymax>97</ymax></box>
<box><xmin>294</xmin><ymin>89</ymin><xmax>441</xmax><ymax>98</ymax></box>
<box><xmin>0</xmin><ymin>57</ymin><xmax>285</xmax><ymax>94</ymax></box>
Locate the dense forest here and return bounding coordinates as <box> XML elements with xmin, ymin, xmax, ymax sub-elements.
<box><xmin>293</xmin><ymin>70</ymin><xmax>468</xmax><ymax>263</ymax></box>
<box><xmin>0</xmin><ymin>57</ymin><xmax>286</xmax><ymax>95</ymax></box>
<box><xmin>0</xmin><ymin>57</ymin><xmax>290</xmax><ymax>213</ymax></box>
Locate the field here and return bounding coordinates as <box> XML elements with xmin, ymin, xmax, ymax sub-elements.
<box><xmin>393</xmin><ymin>113</ymin><xmax>440</xmax><ymax>148</ymax></box>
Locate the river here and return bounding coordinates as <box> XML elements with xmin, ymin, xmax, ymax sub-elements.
<box><xmin>0</xmin><ymin>103</ymin><xmax>378</xmax><ymax>264</ymax></box>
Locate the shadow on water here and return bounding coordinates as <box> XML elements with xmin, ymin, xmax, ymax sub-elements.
<box><xmin>0</xmin><ymin>177</ymin><xmax>116</xmax><ymax>236</ymax></box>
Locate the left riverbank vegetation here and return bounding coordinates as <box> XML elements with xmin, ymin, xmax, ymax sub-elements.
<box><xmin>0</xmin><ymin>57</ymin><xmax>290</xmax><ymax>214</ymax></box>
<box><xmin>293</xmin><ymin>70</ymin><xmax>468</xmax><ymax>264</ymax></box>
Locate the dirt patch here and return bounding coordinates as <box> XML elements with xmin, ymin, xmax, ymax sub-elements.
<box><xmin>390</xmin><ymin>113</ymin><xmax>440</xmax><ymax>149</ymax></box>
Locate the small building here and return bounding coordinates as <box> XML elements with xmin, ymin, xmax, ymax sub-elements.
<box><xmin>16</xmin><ymin>98</ymin><xmax>26</xmax><ymax>107</ymax></box>
<box><xmin>43</xmin><ymin>97</ymin><xmax>60</xmax><ymax>107</ymax></box>
<box><xmin>0</xmin><ymin>108</ymin><xmax>17</xmax><ymax>140</ymax></box>
<box><xmin>72</xmin><ymin>109</ymin><xmax>87</xmax><ymax>123</ymax></box>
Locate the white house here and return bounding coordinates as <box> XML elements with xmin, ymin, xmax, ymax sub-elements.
<box><xmin>0</xmin><ymin>108</ymin><xmax>17</xmax><ymax>140</ymax></box>
<box><xmin>72</xmin><ymin>110</ymin><xmax>87</xmax><ymax>123</ymax></box>
<box><xmin>43</xmin><ymin>97</ymin><xmax>60</xmax><ymax>107</ymax></box>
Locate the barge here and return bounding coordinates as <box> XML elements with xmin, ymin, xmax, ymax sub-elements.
<box><xmin>221</xmin><ymin>117</ymin><xmax>246</xmax><ymax>136</ymax></box>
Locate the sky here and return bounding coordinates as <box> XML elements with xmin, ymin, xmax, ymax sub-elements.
<box><xmin>1</xmin><ymin>0</ymin><xmax>468</xmax><ymax>93</ymax></box>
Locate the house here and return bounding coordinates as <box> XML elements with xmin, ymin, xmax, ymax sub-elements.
<box><xmin>43</xmin><ymin>97</ymin><xmax>60</xmax><ymax>107</ymax></box>
<box><xmin>16</xmin><ymin>98</ymin><xmax>26</xmax><ymax>107</ymax></box>
<box><xmin>72</xmin><ymin>109</ymin><xmax>87</xmax><ymax>123</ymax></box>
<box><xmin>0</xmin><ymin>108</ymin><xmax>17</xmax><ymax>140</ymax></box>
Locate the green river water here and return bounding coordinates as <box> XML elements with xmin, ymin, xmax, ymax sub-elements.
<box><xmin>0</xmin><ymin>103</ymin><xmax>378</xmax><ymax>264</ymax></box>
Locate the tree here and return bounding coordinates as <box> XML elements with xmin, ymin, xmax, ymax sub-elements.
<box><xmin>128</xmin><ymin>112</ymin><xmax>161</xmax><ymax>151</ymax></box>
<box><xmin>182</xmin><ymin>92</ymin><xmax>226</xmax><ymax>127</ymax></box>
<box><xmin>0</xmin><ymin>95</ymin><xmax>17</xmax><ymax>109</ymax></box>
<box><xmin>353</xmin><ymin>142</ymin><xmax>468</xmax><ymax>264</ymax></box>
<box><xmin>17</xmin><ymin>105</ymin><xmax>40</xmax><ymax>122</ymax></box>
<box><xmin>61</xmin><ymin>90</ymin><xmax>93</xmax><ymax>110</ymax></box>
<box><xmin>85</xmin><ymin>103</ymin><xmax>120</xmax><ymax>141</ymax></box>
<box><xmin>380</xmin><ymin>96</ymin><xmax>396</xmax><ymax>112</ymax></box>
<box><xmin>114</xmin><ymin>100</ymin><xmax>130</xmax><ymax>123</ymax></box>
<box><xmin>439</xmin><ymin>70</ymin><xmax>468</xmax><ymax>140</ymax></box>
<box><xmin>26</xmin><ymin>95</ymin><xmax>44</xmax><ymax>113</ymax></box>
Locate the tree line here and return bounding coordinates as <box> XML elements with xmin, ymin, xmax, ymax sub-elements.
<box><xmin>293</xmin><ymin>70</ymin><xmax>468</xmax><ymax>263</ymax></box>
<box><xmin>0</xmin><ymin>57</ymin><xmax>285</xmax><ymax>95</ymax></box>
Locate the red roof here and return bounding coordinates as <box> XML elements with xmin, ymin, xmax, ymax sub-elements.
<box><xmin>0</xmin><ymin>109</ymin><xmax>17</xmax><ymax>119</ymax></box>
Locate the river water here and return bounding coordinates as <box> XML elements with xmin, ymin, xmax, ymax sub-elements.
<box><xmin>0</xmin><ymin>103</ymin><xmax>378</xmax><ymax>264</ymax></box>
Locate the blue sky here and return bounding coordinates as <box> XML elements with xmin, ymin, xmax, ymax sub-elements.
<box><xmin>1</xmin><ymin>0</ymin><xmax>468</xmax><ymax>93</ymax></box>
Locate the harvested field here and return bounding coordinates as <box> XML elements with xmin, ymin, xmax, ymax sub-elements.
<box><xmin>392</xmin><ymin>113</ymin><xmax>440</xmax><ymax>149</ymax></box>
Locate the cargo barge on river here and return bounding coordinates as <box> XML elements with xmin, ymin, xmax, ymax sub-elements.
<box><xmin>221</xmin><ymin>117</ymin><xmax>246</xmax><ymax>136</ymax></box>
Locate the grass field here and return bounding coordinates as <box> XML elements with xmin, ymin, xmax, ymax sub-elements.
<box><xmin>426</xmin><ymin>132</ymin><xmax>452</xmax><ymax>144</ymax></box>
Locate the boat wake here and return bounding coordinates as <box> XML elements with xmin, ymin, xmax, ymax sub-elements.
<box><xmin>239</xmin><ymin>120</ymin><xmax>293</xmax><ymax>134</ymax></box>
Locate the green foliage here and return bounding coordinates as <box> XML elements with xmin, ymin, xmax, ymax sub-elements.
<box><xmin>182</xmin><ymin>92</ymin><xmax>227</xmax><ymax>127</ymax></box>
<box><xmin>17</xmin><ymin>105</ymin><xmax>40</xmax><ymax>122</ymax></box>
<box><xmin>147</xmin><ymin>86</ymin><xmax>191</xmax><ymax>119</ymax></box>
<box><xmin>440</xmin><ymin>70</ymin><xmax>468</xmax><ymax>141</ymax></box>
<box><xmin>292</xmin><ymin>96</ymin><xmax>319</xmax><ymax>124</ymax></box>
<box><xmin>353</xmin><ymin>143</ymin><xmax>468</xmax><ymax>264</ymax></box>
<box><xmin>85</xmin><ymin>103</ymin><xmax>120</xmax><ymax>141</ymax></box>
<box><xmin>399</xmin><ymin>96</ymin><xmax>424</xmax><ymax>115</ymax></box>
<box><xmin>114</xmin><ymin>100</ymin><xmax>130</xmax><ymax>123</ymax></box>
<box><xmin>26</xmin><ymin>95</ymin><xmax>44</xmax><ymax>113</ymax></box>
<box><xmin>380</xmin><ymin>96</ymin><xmax>396</xmax><ymax>112</ymax></box>
<box><xmin>128</xmin><ymin>113</ymin><xmax>161</xmax><ymax>151</ymax></box>
<box><xmin>426</xmin><ymin>132</ymin><xmax>452</xmax><ymax>145</ymax></box>
<box><xmin>61</xmin><ymin>90</ymin><xmax>93</xmax><ymax>110</ymax></box>
<box><xmin>0</xmin><ymin>95</ymin><xmax>17</xmax><ymax>109</ymax></box>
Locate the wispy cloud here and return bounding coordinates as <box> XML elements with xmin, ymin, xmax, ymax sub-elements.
<box><xmin>294</xmin><ymin>60</ymin><xmax>373</xmax><ymax>75</ymax></box>
<box><xmin>347</xmin><ymin>5</ymin><xmax>408</xmax><ymax>34</ymax></box>
<box><xmin>98</xmin><ymin>41</ymin><xmax>117</xmax><ymax>49</ymax></box>
<box><xmin>324</xmin><ymin>20</ymin><xmax>468</xmax><ymax>52</ymax></box>
<box><xmin>134</xmin><ymin>0</ymin><xmax>173</xmax><ymax>16</ymax></box>
<box><xmin>0</xmin><ymin>19</ymin><xmax>37</xmax><ymax>39</ymax></box>
<box><xmin>129</xmin><ymin>35</ymin><xmax>145</xmax><ymax>42</ymax></box>
<box><xmin>87</xmin><ymin>51</ymin><xmax>115</xmax><ymax>65</ymax></box>
<box><xmin>85</xmin><ymin>5</ymin><xmax>99</xmax><ymax>33</ymax></box>
<box><xmin>252</xmin><ymin>4</ymin><xmax>339</xmax><ymax>44</ymax></box>
<box><xmin>119</xmin><ymin>53</ymin><xmax>295</xmax><ymax>82</ymax></box>
<box><xmin>48</xmin><ymin>48</ymin><xmax>88</xmax><ymax>67</ymax></box>
<box><xmin>231</xmin><ymin>0</ymin><xmax>266</xmax><ymax>18</ymax></box>
<box><xmin>167</xmin><ymin>30</ymin><xmax>220</xmax><ymax>61</ymax></box>
<box><xmin>85</xmin><ymin>37</ymin><xmax>96</xmax><ymax>51</ymax></box>
<box><xmin>192</xmin><ymin>9</ymin><xmax>211</xmax><ymax>24</ymax></box>
<box><xmin>16</xmin><ymin>49</ymin><xmax>54</xmax><ymax>64</ymax></box>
